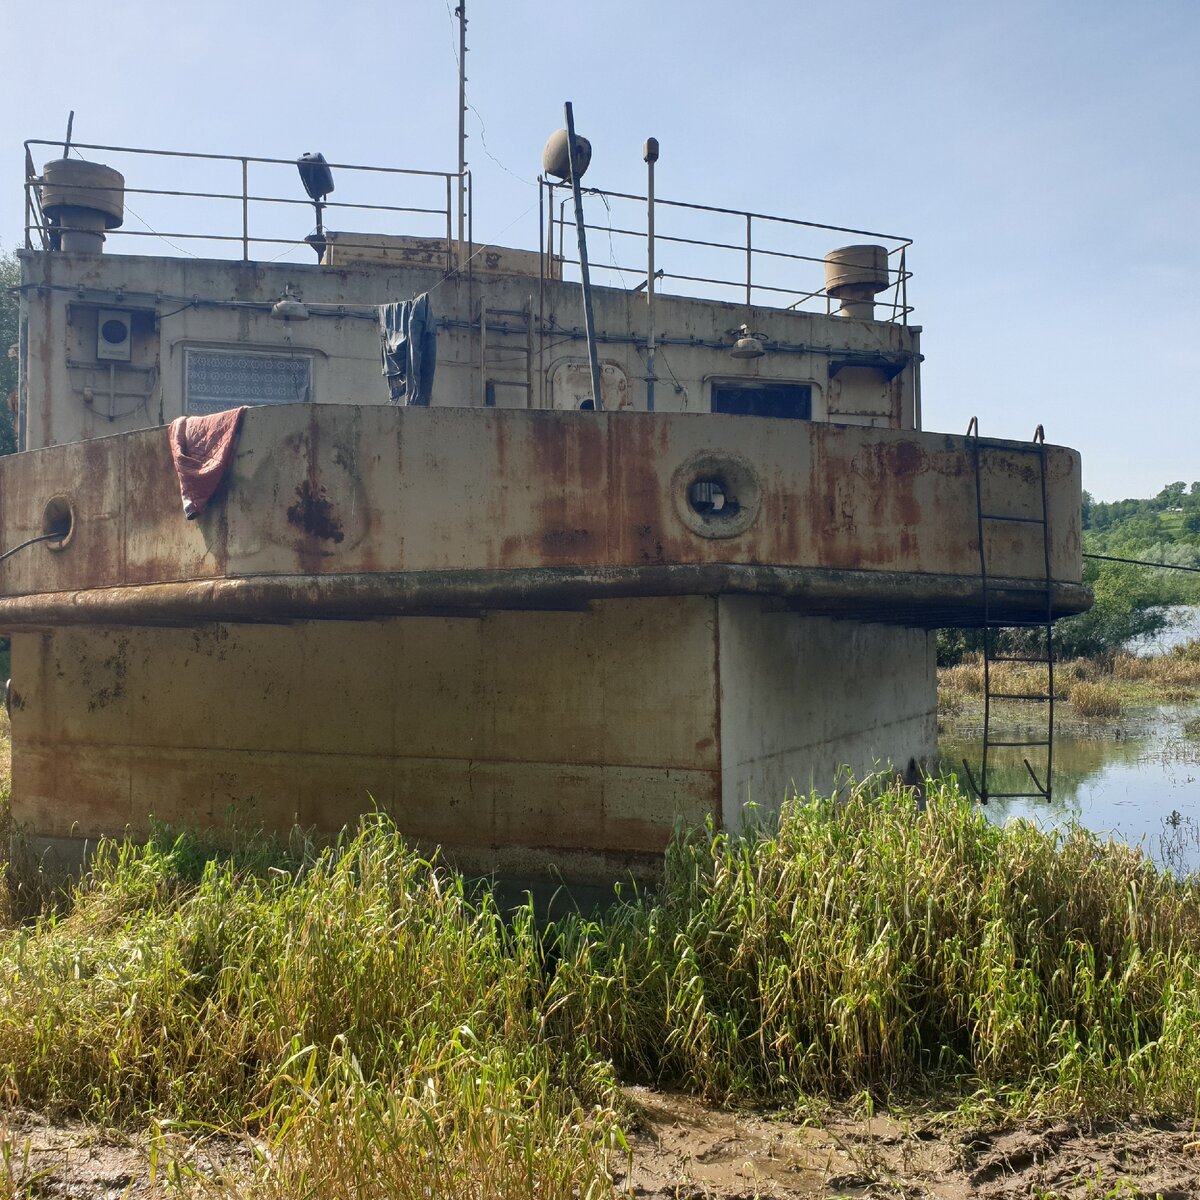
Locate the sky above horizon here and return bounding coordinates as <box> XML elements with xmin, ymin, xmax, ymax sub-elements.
<box><xmin>2</xmin><ymin>0</ymin><xmax>1196</xmax><ymax>501</ymax></box>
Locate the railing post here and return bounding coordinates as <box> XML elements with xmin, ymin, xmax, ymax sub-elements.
<box><xmin>537</xmin><ymin>177</ymin><xmax>545</xmax><ymax>406</ymax></box>
<box><xmin>745</xmin><ymin>213</ymin><xmax>753</xmax><ymax>315</ymax></box>
<box><xmin>644</xmin><ymin>137</ymin><xmax>659</xmax><ymax>412</ymax></box>
<box><xmin>24</xmin><ymin>146</ymin><xmax>35</xmax><ymax>250</ymax></box>
<box><xmin>445</xmin><ymin>174</ymin><xmax>454</xmax><ymax>273</ymax></box>
<box><xmin>241</xmin><ymin>158</ymin><xmax>249</xmax><ymax>261</ymax></box>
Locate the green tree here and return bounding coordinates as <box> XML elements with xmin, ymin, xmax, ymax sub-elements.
<box><xmin>1157</xmin><ymin>481</ymin><xmax>1187</xmax><ymax>507</ymax></box>
<box><xmin>1051</xmin><ymin>557</ymin><xmax>1168</xmax><ymax>660</ymax></box>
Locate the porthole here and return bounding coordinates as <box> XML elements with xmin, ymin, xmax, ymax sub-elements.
<box><xmin>42</xmin><ymin>495</ymin><xmax>75</xmax><ymax>551</ymax></box>
<box><xmin>671</xmin><ymin>452</ymin><xmax>762</xmax><ymax>539</ymax></box>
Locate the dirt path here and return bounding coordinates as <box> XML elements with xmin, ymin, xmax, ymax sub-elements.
<box><xmin>618</xmin><ymin>1091</ymin><xmax>1200</xmax><ymax>1199</ymax></box>
<box><xmin>0</xmin><ymin>1110</ymin><xmax>247</xmax><ymax>1198</ymax></box>
<box><xmin>4</xmin><ymin>1097</ymin><xmax>1197</xmax><ymax>1199</ymax></box>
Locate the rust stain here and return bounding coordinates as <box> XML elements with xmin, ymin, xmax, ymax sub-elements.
<box><xmin>2</xmin><ymin>411</ymin><xmax>1083</xmax><ymax>625</ymax></box>
<box><xmin>619</xmin><ymin>417</ymin><xmax>671</xmax><ymax>567</ymax></box>
<box><xmin>85</xmin><ymin>634</ymin><xmax>130</xmax><ymax>712</ymax></box>
<box><xmin>190</xmin><ymin>624</ymin><xmax>232</xmax><ymax>661</ymax></box>
<box><xmin>541</xmin><ymin>528</ymin><xmax>592</xmax><ymax>556</ymax></box>
<box><xmin>287</xmin><ymin>480</ymin><xmax>345</xmax><ymax>543</ymax></box>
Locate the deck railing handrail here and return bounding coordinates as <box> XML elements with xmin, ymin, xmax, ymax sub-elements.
<box><xmin>23</xmin><ymin>139</ymin><xmax>471</xmax><ymax>269</ymax></box>
<box><xmin>540</xmin><ymin>178</ymin><xmax>913</xmax><ymax>324</ymax></box>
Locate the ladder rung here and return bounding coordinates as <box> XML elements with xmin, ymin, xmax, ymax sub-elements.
<box><xmin>990</xmin><ymin>655</ymin><xmax>1052</xmax><ymax>664</ymax></box>
<box><xmin>980</xmin><ymin>513</ymin><xmax>1047</xmax><ymax>525</ymax></box>
<box><xmin>989</xmin><ymin>693</ymin><xmax>1054</xmax><ymax>702</ymax></box>
<box><xmin>986</xmin><ymin>739</ymin><xmax>1051</xmax><ymax>748</ymax></box>
<box><xmin>983</xmin><ymin>791</ymin><xmax>1051</xmax><ymax>800</ymax></box>
<box><xmin>983</xmin><ymin>619</ymin><xmax>1053</xmax><ymax>629</ymax></box>
<box><xmin>986</xmin><ymin>584</ymin><xmax>1052</xmax><ymax>595</ymax></box>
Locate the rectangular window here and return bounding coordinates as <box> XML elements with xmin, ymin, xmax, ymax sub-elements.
<box><xmin>184</xmin><ymin>348</ymin><xmax>312</xmax><ymax>416</ymax></box>
<box><xmin>711</xmin><ymin>382</ymin><xmax>812</xmax><ymax>420</ymax></box>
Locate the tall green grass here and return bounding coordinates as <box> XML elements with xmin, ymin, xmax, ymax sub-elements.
<box><xmin>549</xmin><ymin>778</ymin><xmax>1200</xmax><ymax>1114</ymax></box>
<box><xmin>1</xmin><ymin>781</ymin><xmax>1198</xmax><ymax>1196</ymax></box>
<box><xmin>0</xmin><ymin>821</ymin><xmax>625</xmax><ymax>1198</ymax></box>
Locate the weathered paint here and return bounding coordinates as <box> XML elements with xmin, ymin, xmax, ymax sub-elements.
<box><xmin>2</xmin><ymin>236</ymin><xmax>1085</xmax><ymax>882</ymax></box>
<box><xmin>16</xmin><ymin>248</ymin><xmax>922</xmax><ymax>450</ymax></box>
<box><xmin>8</xmin><ymin>599</ymin><xmax>935</xmax><ymax>883</ymax></box>
<box><xmin>0</xmin><ymin>406</ymin><xmax>1083</xmax><ymax>628</ymax></box>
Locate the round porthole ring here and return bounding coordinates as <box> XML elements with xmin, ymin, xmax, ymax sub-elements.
<box><xmin>670</xmin><ymin>451</ymin><xmax>762</xmax><ymax>540</ymax></box>
<box><xmin>42</xmin><ymin>495</ymin><xmax>76</xmax><ymax>551</ymax></box>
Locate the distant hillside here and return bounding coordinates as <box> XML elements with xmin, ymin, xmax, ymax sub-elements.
<box><xmin>941</xmin><ymin>483</ymin><xmax>1200</xmax><ymax>663</ymax></box>
<box><xmin>1086</xmin><ymin>482</ymin><xmax>1200</xmax><ymax>548</ymax></box>
<box><xmin>1084</xmin><ymin>482</ymin><xmax>1200</xmax><ymax>602</ymax></box>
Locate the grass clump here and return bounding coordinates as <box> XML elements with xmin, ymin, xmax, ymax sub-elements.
<box><xmin>1</xmin><ymin>783</ymin><xmax>1199</xmax><ymax>1193</ymax></box>
<box><xmin>547</xmin><ymin>779</ymin><xmax>1200</xmax><ymax>1115</ymax></box>
<box><xmin>939</xmin><ymin>648</ymin><xmax>1200</xmax><ymax>716</ymax></box>
<box><xmin>1068</xmin><ymin>680</ymin><xmax>1123</xmax><ymax>719</ymax></box>
<box><xmin>0</xmin><ymin>820</ymin><xmax>624</xmax><ymax>1198</ymax></box>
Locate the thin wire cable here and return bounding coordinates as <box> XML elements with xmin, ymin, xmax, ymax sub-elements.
<box><xmin>468</xmin><ymin>102</ymin><xmax>537</xmax><ymax>188</ymax></box>
<box><xmin>68</xmin><ymin>145</ymin><xmax>201</xmax><ymax>258</ymax></box>
<box><xmin>423</xmin><ymin>200</ymin><xmax>540</xmax><ymax>296</ymax></box>
<box><xmin>594</xmin><ymin>192</ymin><xmax>634</xmax><ymax>287</ymax></box>
<box><xmin>156</xmin><ymin>300</ymin><xmax>196</xmax><ymax>319</ymax></box>
<box><xmin>1083</xmin><ymin>552</ymin><xmax>1200</xmax><ymax>574</ymax></box>
<box><xmin>441</xmin><ymin>0</ymin><xmax>536</xmax><ymax>189</ymax></box>
<box><xmin>0</xmin><ymin>532</ymin><xmax>61</xmax><ymax>565</ymax></box>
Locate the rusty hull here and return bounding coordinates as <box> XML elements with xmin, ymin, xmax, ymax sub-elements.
<box><xmin>0</xmin><ymin>405</ymin><xmax>1086</xmax><ymax>629</ymax></box>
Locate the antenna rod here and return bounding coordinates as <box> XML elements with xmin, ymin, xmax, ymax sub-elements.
<box><xmin>456</xmin><ymin>2</ymin><xmax>467</xmax><ymax>265</ymax></box>
<box><xmin>564</xmin><ymin>102</ymin><xmax>603</xmax><ymax>411</ymax></box>
<box><xmin>644</xmin><ymin>137</ymin><xmax>659</xmax><ymax>412</ymax></box>
<box><xmin>62</xmin><ymin>110</ymin><xmax>74</xmax><ymax>157</ymax></box>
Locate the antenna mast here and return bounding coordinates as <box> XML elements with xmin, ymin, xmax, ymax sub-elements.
<box><xmin>456</xmin><ymin>1</ymin><xmax>467</xmax><ymax>266</ymax></box>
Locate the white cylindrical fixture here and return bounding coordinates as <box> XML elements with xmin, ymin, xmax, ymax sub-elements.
<box><xmin>40</xmin><ymin>159</ymin><xmax>125</xmax><ymax>254</ymax></box>
<box><xmin>824</xmin><ymin>244</ymin><xmax>889</xmax><ymax>320</ymax></box>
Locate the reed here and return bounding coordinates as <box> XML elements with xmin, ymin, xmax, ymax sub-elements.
<box><xmin>1</xmin><ymin>783</ymin><xmax>1198</xmax><ymax>1196</ymax></box>
<box><xmin>0</xmin><ymin>820</ymin><xmax>624</xmax><ymax>1197</ymax></box>
<box><xmin>1068</xmin><ymin>680</ymin><xmax>1123</xmax><ymax>718</ymax></box>
<box><xmin>547</xmin><ymin>779</ymin><xmax>1200</xmax><ymax>1115</ymax></box>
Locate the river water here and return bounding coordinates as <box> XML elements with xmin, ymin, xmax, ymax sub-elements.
<box><xmin>938</xmin><ymin>607</ymin><xmax>1200</xmax><ymax>873</ymax></box>
<box><xmin>939</xmin><ymin>704</ymin><xmax>1200</xmax><ymax>873</ymax></box>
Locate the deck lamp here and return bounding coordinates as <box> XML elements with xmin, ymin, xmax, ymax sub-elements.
<box><xmin>730</xmin><ymin>324</ymin><xmax>765</xmax><ymax>359</ymax></box>
<box><xmin>297</xmin><ymin>152</ymin><xmax>335</xmax><ymax>261</ymax></box>
<box><xmin>270</xmin><ymin>285</ymin><xmax>309</xmax><ymax>322</ymax></box>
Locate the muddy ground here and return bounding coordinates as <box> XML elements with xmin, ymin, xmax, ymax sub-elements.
<box><xmin>620</xmin><ymin>1091</ymin><xmax>1200</xmax><ymax>1199</ymax></box>
<box><xmin>3</xmin><ymin>1093</ymin><xmax>1197</xmax><ymax>1199</ymax></box>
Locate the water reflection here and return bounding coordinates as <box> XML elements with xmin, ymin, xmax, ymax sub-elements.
<box><xmin>1128</xmin><ymin>604</ymin><xmax>1200</xmax><ymax>657</ymax></box>
<box><xmin>939</xmin><ymin>702</ymin><xmax>1200</xmax><ymax>873</ymax></box>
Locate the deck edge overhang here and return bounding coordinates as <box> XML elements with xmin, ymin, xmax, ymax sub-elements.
<box><xmin>0</xmin><ymin>565</ymin><xmax>1092</xmax><ymax>631</ymax></box>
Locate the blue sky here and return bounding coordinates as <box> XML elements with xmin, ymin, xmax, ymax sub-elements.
<box><xmin>3</xmin><ymin>0</ymin><xmax>1196</xmax><ymax>500</ymax></box>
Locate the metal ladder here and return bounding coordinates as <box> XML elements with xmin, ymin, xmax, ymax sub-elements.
<box><xmin>479</xmin><ymin>299</ymin><xmax>534</xmax><ymax>408</ymax></box>
<box><xmin>961</xmin><ymin>418</ymin><xmax>1056</xmax><ymax>805</ymax></box>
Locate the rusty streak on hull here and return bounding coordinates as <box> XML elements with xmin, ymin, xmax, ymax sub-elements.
<box><xmin>0</xmin><ymin>405</ymin><xmax>1084</xmax><ymax>628</ymax></box>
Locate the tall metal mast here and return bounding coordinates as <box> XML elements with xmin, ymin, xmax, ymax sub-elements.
<box><xmin>456</xmin><ymin>2</ymin><xmax>468</xmax><ymax>265</ymax></box>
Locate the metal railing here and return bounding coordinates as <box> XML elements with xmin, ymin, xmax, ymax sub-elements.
<box><xmin>24</xmin><ymin>140</ymin><xmax>471</xmax><ymax>270</ymax></box>
<box><xmin>539</xmin><ymin>178</ymin><xmax>913</xmax><ymax>323</ymax></box>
